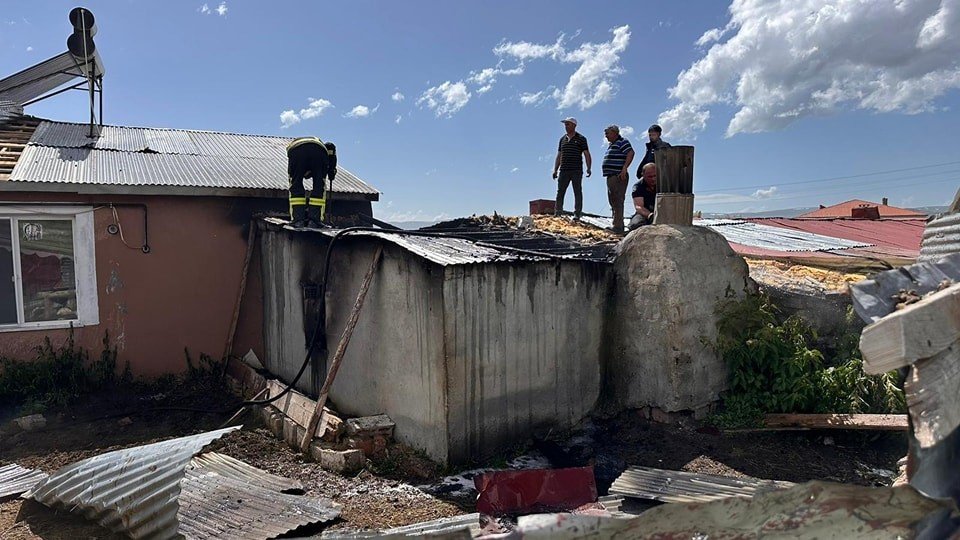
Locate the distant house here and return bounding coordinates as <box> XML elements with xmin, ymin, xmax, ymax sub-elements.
<box><xmin>0</xmin><ymin>109</ymin><xmax>379</xmax><ymax>376</ymax></box>
<box><xmin>798</xmin><ymin>199</ymin><xmax>925</xmax><ymax>219</ymax></box>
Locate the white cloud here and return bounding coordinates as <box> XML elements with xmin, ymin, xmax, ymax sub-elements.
<box><xmin>553</xmin><ymin>25</ymin><xmax>631</xmax><ymax>110</ymax></box>
<box><xmin>662</xmin><ymin>0</ymin><xmax>960</xmax><ymax>139</ymax></box>
<box><xmin>751</xmin><ymin>186</ymin><xmax>779</xmax><ymax>199</ymax></box>
<box><xmin>391</xmin><ymin>91</ymin><xmax>405</xmax><ymax>102</ymax></box>
<box><xmin>519</xmin><ymin>90</ymin><xmax>549</xmax><ymax>106</ymax></box>
<box><xmin>395</xmin><ymin>114</ymin><xmax>402</xmax><ymax>124</ymax></box>
<box><xmin>344</xmin><ymin>103</ymin><xmax>380</xmax><ymax>118</ymax></box>
<box><xmin>620</xmin><ymin>125</ymin><xmax>635</xmax><ymax>139</ymax></box>
<box><xmin>497</xmin><ymin>26</ymin><xmax>632</xmax><ymax>110</ymax></box>
<box><xmin>382</xmin><ymin>210</ymin><xmax>451</xmax><ymax>223</ymax></box>
<box><xmin>657</xmin><ymin>103</ymin><xmax>710</xmax><ymax>140</ymax></box>
<box><xmin>199</xmin><ymin>2</ymin><xmax>227</xmax><ymax>16</ymax></box>
<box><xmin>494</xmin><ymin>35</ymin><xmax>565</xmax><ymax>61</ymax></box>
<box><xmin>511</xmin><ymin>167</ymin><xmax>520</xmax><ymax>173</ymax></box>
<box><xmin>417</xmin><ymin>81</ymin><xmax>471</xmax><ymax>117</ymax></box>
<box><xmin>279</xmin><ymin>110</ymin><xmax>300</xmax><ymax>128</ymax></box>
<box><xmin>465</xmin><ymin>63</ymin><xmax>525</xmax><ymax>95</ymax></box>
<box><xmin>279</xmin><ymin>97</ymin><xmax>334</xmax><ymax>128</ymax></box>
<box><xmin>25</xmin><ymin>46</ymin><xmax>32</xmax><ymax>52</ymax></box>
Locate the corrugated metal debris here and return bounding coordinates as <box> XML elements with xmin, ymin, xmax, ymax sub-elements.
<box><xmin>9</xmin><ymin>120</ymin><xmax>378</xmax><ymax>197</ymax></box>
<box><xmin>475</xmin><ymin>467</ymin><xmax>597</xmax><ymax>516</ymax></box>
<box><xmin>609</xmin><ymin>466</ymin><xmax>794</xmax><ymax>504</ymax></box>
<box><xmin>0</xmin><ymin>463</ymin><xmax>48</xmax><ymax>499</ymax></box>
<box><xmin>178</xmin><ymin>452</ymin><xmax>339</xmax><ymax>539</ymax></box>
<box><xmin>850</xmin><ymin>252</ymin><xmax>960</xmax><ymax>323</ymax></box>
<box><xmin>920</xmin><ymin>212</ymin><xmax>960</xmax><ymax>262</ymax></box>
<box><xmin>27</xmin><ymin>427</ymin><xmax>239</xmax><ymax>538</ymax></box>
<box><xmin>25</xmin><ymin>428</ymin><xmax>341</xmax><ymax>539</ymax></box>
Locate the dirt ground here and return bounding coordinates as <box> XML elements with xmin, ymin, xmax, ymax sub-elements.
<box><xmin>0</xmin><ymin>381</ymin><xmax>906</xmax><ymax>539</ymax></box>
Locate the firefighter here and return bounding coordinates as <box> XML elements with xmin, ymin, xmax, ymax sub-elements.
<box><xmin>286</xmin><ymin>137</ymin><xmax>338</xmax><ymax>227</ymax></box>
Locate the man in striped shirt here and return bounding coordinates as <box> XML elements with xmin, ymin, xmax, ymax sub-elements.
<box><xmin>552</xmin><ymin>117</ymin><xmax>592</xmax><ymax>220</ymax></box>
<box><xmin>601</xmin><ymin>125</ymin><xmax>635</xmax><ymax>233</ymax></box>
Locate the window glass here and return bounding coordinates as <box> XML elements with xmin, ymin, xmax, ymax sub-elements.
<box><xmin>18</xmin><ymin>219</ymin><xmax>77</xmax><ymax>323</ymax></box>
<box><xmin>0</xmin><ymin>219</ymin><xmax>16</xmax><ymax>325</ymax></box>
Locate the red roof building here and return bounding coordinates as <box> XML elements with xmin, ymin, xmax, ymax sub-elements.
<box><xmin>798</xmin><ymin>199</ymin><xmax>925</xmax><ymax>219</ymax></box>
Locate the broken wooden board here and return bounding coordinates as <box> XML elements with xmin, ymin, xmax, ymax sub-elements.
<box><xmin>859</xmin><ymin>282</ymin><xmax>960</xmax><ymax>374</ymax></box>
<box><xmin>904</xmin><ymin>341</ymin><xmax>960</xmax><ymax>448</ymax></box>
<box><xmin>266</xmin><ymin>379</ymin><xmax>343</xmax><ymax>441</ymax></box>
<box><xmin>609</xmin><ymin>466</ymin><xmax>793</xmax><ymax>504</ymax></box>
<box><xmin>763</xmin><ymin>413</ymin><xmax>909</xmax><ymax>431</ymax></box>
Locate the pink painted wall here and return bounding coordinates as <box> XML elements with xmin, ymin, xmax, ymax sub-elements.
<box><xmin>0</xmin><ymin>192</ymin><xmax>277</xmax><ymax>377</ymax></box>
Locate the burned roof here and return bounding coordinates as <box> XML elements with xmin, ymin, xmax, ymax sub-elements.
<box><xmin>263</xmin><ymin>216</ymin><xmax>617</xmax><ymax>265</ymax></box>
<box><xmin>1</xmin><ymin>119</ymin><xmax>379</xmax><ymax>200</ymax></box>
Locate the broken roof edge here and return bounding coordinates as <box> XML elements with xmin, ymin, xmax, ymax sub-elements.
<box><xmin>259</xmin><ymin>217</ymin><xmax>599</xmax><ymax>266</ymax></box>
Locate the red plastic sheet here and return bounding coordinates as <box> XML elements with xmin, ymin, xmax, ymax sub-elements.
<box><xmin>474</xmin><ymin>466</ymin><xmax>597</xmax><ymax>516</ymax></box>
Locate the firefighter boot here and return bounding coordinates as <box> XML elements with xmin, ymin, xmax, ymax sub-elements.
<box><xmin>306</xmin><ymin>198</ymin><xmax>326</xmax><ymax>228</ymax></box>
<box><xmin>289</xmin><ymin>201</ymin><xmax>308</xmax><ymax>228</ymax></box>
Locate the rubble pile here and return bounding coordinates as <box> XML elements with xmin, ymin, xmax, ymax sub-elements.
<box><xmin>747</xmin><ymin>259</ymin><xmax>865</xmax><ymax>293</ymax></box>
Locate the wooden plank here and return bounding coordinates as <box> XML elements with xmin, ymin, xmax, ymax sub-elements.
<box><xmin>763</xmin><ymin>413</ymin><xmax>909</xmax><ymax>431</ymax></box>
<box><xmin>653</xmin><ymin>193</ymin><xmax>695</xmax><ymax>225</ymax></box>
<box><xmin>654</xmin><ymin>146</ymin><xmax>695</xmax><ymax>194</ymax></box>
<box><xmin>859</xmin><ymin>282</ymin><xmax>960</xmax><ymax>374</ymax></box>
<box><xmin>266</xmin><ymin>379</ymin><xmax>342</xmax><ymax>439</ymax></box>
<box><xmin>904</xmin><ymin>341</ymin><xmax>960</xmax><ymax>448</ymax></box>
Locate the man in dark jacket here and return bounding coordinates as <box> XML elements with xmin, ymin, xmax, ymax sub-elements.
<box><xmin>636</xmin><ymin>124</ymin><xmax>670</xmax><ymax>177</ymax></box>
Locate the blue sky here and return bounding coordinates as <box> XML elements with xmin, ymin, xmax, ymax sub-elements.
<box><xmin>2</xmin><ymin>1</ymin><xmax>959</xmax><ymax>221</ymax></box>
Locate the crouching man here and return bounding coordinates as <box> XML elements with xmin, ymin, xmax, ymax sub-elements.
<box><xmin>628</xmin><ymin>162</ymin><xmax>657</xmax><ymax>230</ymax></box>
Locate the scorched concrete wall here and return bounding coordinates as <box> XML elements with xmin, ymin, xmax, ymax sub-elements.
<box><xmin>442</xmin><ymin>261</ymin><xmax>606</xmax><ymax>463</ymax></box>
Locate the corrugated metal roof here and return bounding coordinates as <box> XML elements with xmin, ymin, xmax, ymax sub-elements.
<box><xmin>329</xmin><ymin>229</ymin><xmax>538</xmax><ymax>265</ymax></box>
<box><xmin>700</xmin><ymin>220</ymin><xmax>870</xmax><ymax>252</ymax></box>
<box><xmin>0</xmin><ymin>463</ymin><xmax>48</xmax><ymax>499</ymax></box>
<box><xmin>178</xmin><ymin>452</ymin><xmax>340</xmax><ymax>540</ymax></box>
<box><xmin>609</xmin><ymin>466</ymin><xmax>793</xmax><ymax>504</ymax></box>
<box><xmin>919</xmin><ymin>212</ymin><xmax>960</xmax><ymax>262</ymax></box>
<box><xmin>755</xmin><ymin>218</ymin><xmax>926</xmax><ymax>258</ymax></box>
<box><xmin>27</xmin><ymin>427</ymin><xmax>239</xmax><ymax>539</ymax></box>
<box><xmin>8</xmin><ymin>121</ymin><xmax>379</xmax><ymax>197</ymax></box>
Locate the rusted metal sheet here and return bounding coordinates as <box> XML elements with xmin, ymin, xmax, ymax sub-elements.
<box><xmin>609</xmin><ymin>466</ymin><xmax>793</xmax><ymax>504</ymax></box>
<box><xmin>920</xmin><ymin>212</ymin><xmax>960</xmax><ymax>262</ymax></box>
<box><xmin>178</xmin><ymin>453</ymin><xmax>339</xmax><ymax>539</ymax></box>
<box><xmin>27</xmin><ymin>427</ymin><xmax>239</xmax><ymax>539</ymax></box>
<box><xmin>11</xmin><ymin>121</ymin><xmax>378</xmax><ymax>197</ymax></box>
<box><xmin>0</xmin><ymin>463</ymin><xmax>48</xmax><ymax>499</ymax></box>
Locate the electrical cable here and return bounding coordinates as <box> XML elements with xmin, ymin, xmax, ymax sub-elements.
<box><xmin>110</xmin><ymin>205</ymin><xmax>142</xmax><ymax>250</ymax></box>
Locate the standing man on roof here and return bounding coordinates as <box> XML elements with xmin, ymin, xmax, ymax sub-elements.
<box><xmin>287</xmin><ymin>136</ymin><xmax>337</xmax><ymax>228</ymax></box>
<box><xmin>552</xmin><ymin>117</ymin><xmax>591</xmax><ymax>220</ymax></box>
<box><xmin>601</xmin><ymin>125</ymin><xmax>635</xmax><ymax>234</ymax></box>
<box><xmin>636</xmin><ymin>124</ymin><xmax>670</xmax><ymax>177</ymax></box>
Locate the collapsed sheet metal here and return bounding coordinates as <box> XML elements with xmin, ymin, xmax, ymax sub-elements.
<box><xmin>0</xmin><ymin>463</ymin><xmax>48</xmax><ymax>499</ymax></box>
<box><xmin>849</xmin><ymin>252</ymin><xmax>960</xmax><ymax>323</ymax></box>
<box><xmin>27</xmin><ymin>427</ymin><xmax>239</xmax><ymax>539</ymax></box>
<box><xmin>920</xmin><ymin>212</ymin><xmax>960</xmax><ymax>262</ymax></box>
<box><xmin>608</xmin><ymin>466</ymin><xmax>793</xmax><ymax>504</ymax></box>
<box><xmin>502</xmin><ymin>482</ymin><xmax>955</xmax><ymax>539</ymax></box>
<box><xmin>178</xmin><ymin>453</ymin><xmax>340</xmax><ymax>539</ymax></box>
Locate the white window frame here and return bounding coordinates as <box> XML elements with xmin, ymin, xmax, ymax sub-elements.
<box><xmin>0</xmin><ymin>205</ymin><xmax>99</xmax><ymax>332</ymax></box>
